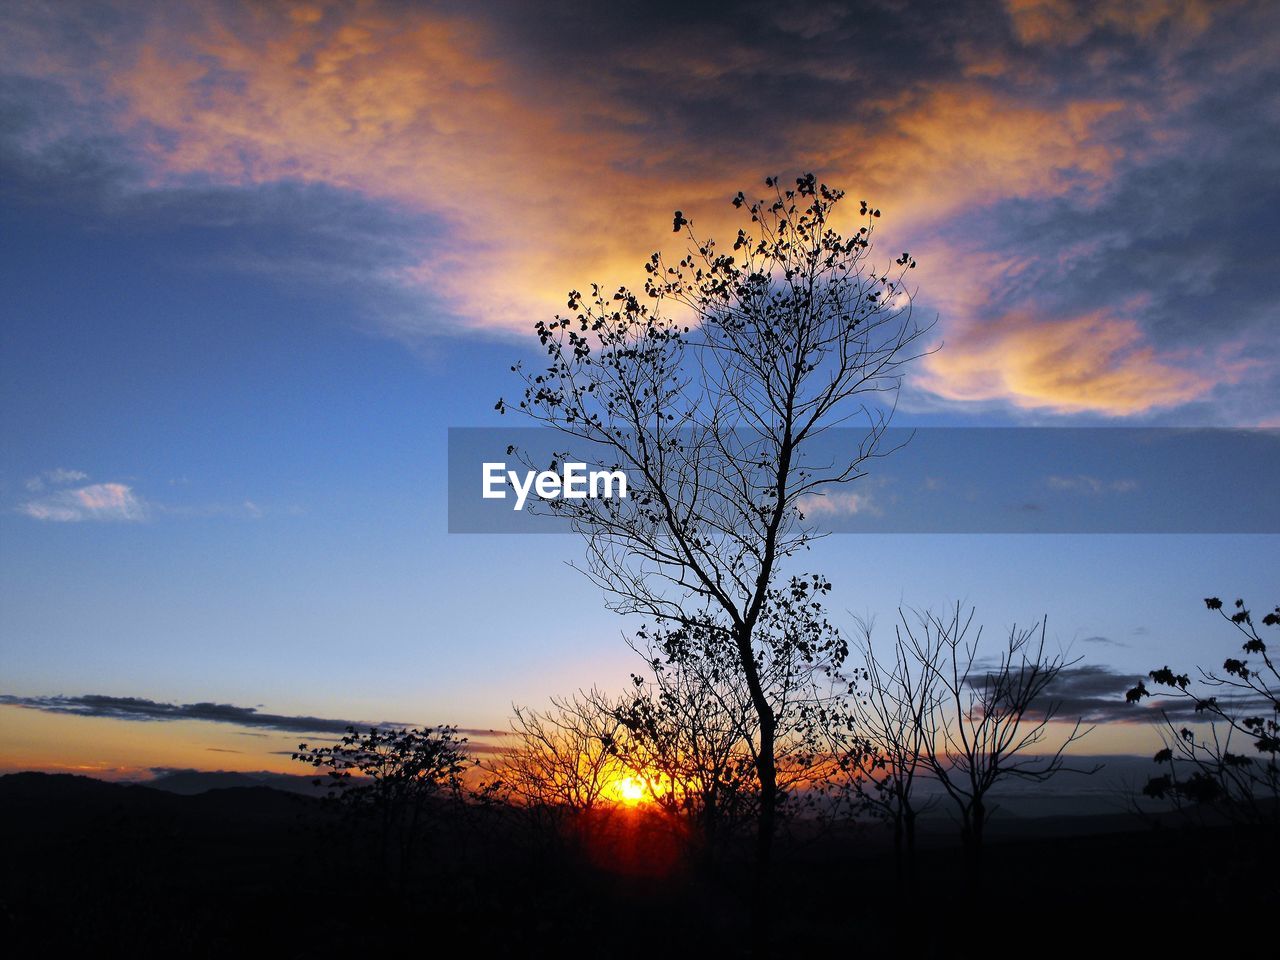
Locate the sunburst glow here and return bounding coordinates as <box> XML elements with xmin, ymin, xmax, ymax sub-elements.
<box><xmin>610</xmin><ymin>775</ymin><xmax>649</xmax><ymax>805</ymax></box>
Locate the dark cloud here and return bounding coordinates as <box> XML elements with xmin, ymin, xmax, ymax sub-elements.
<box><xmin>999</xmin><ymin>663</ymin><xmax>1275</xmax><ymax>725</ymax></box>
<box><xmin>1033</xmin><ymin>663</ymin><xmax>1150</xmax><ymax>723</ymax></box>
<box><xmin>470</xmin><ymin>0</ymin><xmax>987</xmax><ymax>150</ymax></box>
<box><xmin>1080</xmin><ymin>635</ymin><xmax>1126</xmax><ymax>648</ymax></box>
<box><xmin>0</xmin><ymin>693</ymin><xmax>500</xmax><ymax>738</ymax></box>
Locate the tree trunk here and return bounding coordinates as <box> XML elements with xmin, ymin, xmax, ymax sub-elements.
<box><xmin>756</xmin><ymin>709</ymin><xmax>777</xmax><ymax>865</ymax></box>
<box><xmin>732</xmin><ymin>619</ymin><xmax>778</xmax><ymax>954</ymax></box>
<box><xmin>752</xmin><ymin>706</ymin><xmax>777</xmax><ymax>956</ymax></box>
<box><xmin>892</xmin><ymin>814</ymin><xmax>904</xmax><ymax>887</ymax></box>
<box><xmin>904</xmin><ymin>809</ymin><xmax>918</xmax><ymax>894</ymax></box>
<box><xmin>732</xmin><ymin>628</ymin><xmax>777</xmax><ymax>858</ymax></box>
<box><xmin>965</xmin><ymin>798</ymin><xmax>985</xmax><ymax>876</ymax></box>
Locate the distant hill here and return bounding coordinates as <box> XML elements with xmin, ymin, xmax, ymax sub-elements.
<box><xmin>0</xmin><ymin>771</ymin><xmax>320</xmax><ymax>835</ymax></box>
<box><xmin>0</xmin><ymin>771</ymin><xmax>172</xmax><ymax>813</ymax></box>
<box><xmin>144</xmin><ymin>768</ymin><xmax>328</xmax><ymax>796</ymax></box>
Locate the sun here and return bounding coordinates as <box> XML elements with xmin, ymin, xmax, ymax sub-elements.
<box><xmin>611</xmin><ymin>775</ymin><xmax>648</xmax><ymax>805</ymax></box>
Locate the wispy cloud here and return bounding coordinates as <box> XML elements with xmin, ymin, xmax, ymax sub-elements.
<box><xmin>798</xmin><ymin>489</ymin><xmax>882</xmax><ymax>518</ymax></box>
<box><xmin>156</xmin><ymin>499</ymin><xmax>266</xmax><ymax>520</ymax></box>
<box><xmin>0</xmin><ymin>692</ymin><xmax>504</xmax><ymax>738</ymax></box>
<box><xmin>16</xmin><ymin>469</ymin><xmax>271</xmax><ymax>523</ymax></box>
<box><xmin>1046</xmin><ymin>475</ymin><xmax>1140</xmax><ymax>495</ymax></box>
<box><xmin>24</xmin><ymin>467</ymin><xmax>89</xmax><ymax>492</ymax></box>
<box><xmin>20</xmin><ymin>481</ymin><xmax>146</xmax><ymax>522</ymax></box>
<box><xmin>1079</xmin><ymin>635</ymin><xmax>1127</xmax><ymax>648</ymax></box>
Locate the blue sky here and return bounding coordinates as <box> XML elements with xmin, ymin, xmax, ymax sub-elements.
<box><xmin>1</xmin><ymin>0</ymin><xmax>1277</xmax><ymax>777</ymax></box>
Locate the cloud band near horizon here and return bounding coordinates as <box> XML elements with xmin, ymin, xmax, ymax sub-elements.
<box><xmin>0</xmin><ymin>693</ymin><xmax>505</xmax><ymax>738</ymax></box>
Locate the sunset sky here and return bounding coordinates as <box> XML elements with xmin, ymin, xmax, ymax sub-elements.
<box><xmin>1</xmin><ymin>0</ymin><xmax>1277</xmax><ymax>781</ymax></box>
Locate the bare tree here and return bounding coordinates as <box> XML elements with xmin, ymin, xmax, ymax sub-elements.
<box><xmin>492</xmin><ymin>689</ymin><xmax>628</xmax><ymax>821</ymax></box>
<box><xmin>1127</xmin><ymin>595</ymin><xmax>1279</xmax><ymax>830</ymax></box>
<box><xmin>846</xmin><ymin>612</ymin><xmax>942</xmax><ymax>887</ymax></box>
<box><xmin>499</xmin><ymin>173</ymin><xmax>932</xmax><ymax>883</ymax></box>
<box><xmin>903</xmin><ymin>605</ymin><xmax>1096</xmax><ymax>862</ymax></box>
<box><xmin>617</xmin><ymin>622</ymin><xmax>759</xmax><ymax>855</ymax></box>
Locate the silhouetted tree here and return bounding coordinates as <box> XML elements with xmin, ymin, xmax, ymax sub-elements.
<box><xmin>1127</xmin><ymin>595</ymin><xmax>1278</xmax><ymax>830</ymax></box>
<box><xmin>846</xmin><ymin>611</ymin><xmax>943</xmax><ymax>888</ymax></box>
<box><xmin>498</xmin><ymin>174</ymin><xmax>931</xmax><ymax>894</ymax></box>
<box><xmin>617</xmin><ymin>623</ymin><xmax>759</xmax><ymax>855</ymax></box>
<box><xmin>901</xmin><ymin>605</ymin><xmax>1096</xmax><ymax>864</ymax></box>
<box><xmin>492</xmin><ymin>689</ymin><xmax>629</xmax><ymax>824</ymax></box>
<box><xmin>618</xmin><ymin>574</ymin><xmax>854</xmax><ymax>861</ymax></box>
<box><xmin>293</xmin><ymin>724</ymin><xmax>473</xmax><ymax>888</ymax></box>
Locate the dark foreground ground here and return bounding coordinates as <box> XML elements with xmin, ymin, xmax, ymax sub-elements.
<box><xmin>1</xmin><ymin>772</ymin><xmax>1273</xmax><ymax>957</ymax></box>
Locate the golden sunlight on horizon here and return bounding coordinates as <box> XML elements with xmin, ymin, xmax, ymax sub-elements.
<box><xmin>2</xmin><ymin>705</ymin><xmax>1170</xmax><ymax>785</ymax></box>
<box><xmin>0</xmin><ymin>705</ymin><xmax>305</xmax><ymax>781</ymax></box>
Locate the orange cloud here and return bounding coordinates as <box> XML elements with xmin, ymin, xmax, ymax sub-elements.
<box><xmin>11</xmin><ymin>3</ymin><xmax>1140</xmax><ymax>333</ymax></box>
<box><xmin>79</xmin><ymin>2</ymin><xmax>699</xmax><ymax>332</ymax></box>
<box><xmin>810</xmin><ymin>87</ymin><xmax>1128</xmax><ymax>228</ymax></box>
<box><xmin>0</xmin><ymin>705</ymin><xmax>298</xmax><ymax>779</ymax></box>
<box><xmin>918</xmin><ymin>308</ymin><xmax>1237</xmax><ymax>415</ymax></box>
<box><xmin>4</xmin><ymin>0</ymin><xmax>1261</xmax><ymax>418</ymax></box>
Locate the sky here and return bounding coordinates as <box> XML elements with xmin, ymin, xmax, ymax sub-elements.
<box><xmin>1</xmin><ymin>0</ymin><xmax>1277</xmax><ymax>782</ymax></box>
